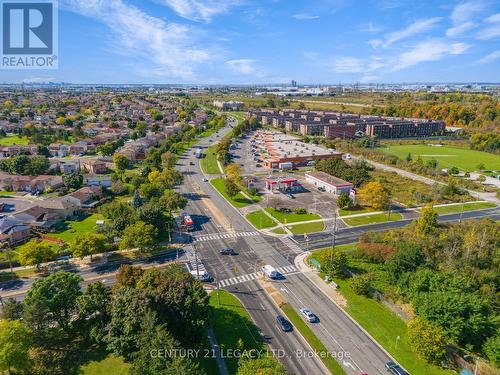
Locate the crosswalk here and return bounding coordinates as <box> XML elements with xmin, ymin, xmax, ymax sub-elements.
<box><xmin>193</xmin><ymin>231</ymin><xmax>260</xmax><ymax>242</ymax></box>
<box><xmin>218</xmin><ymin>264</ymin><xmax>298</xmax><ymax>287</ymax></box>
<box><xmin>280</xmin><ymin>236</ymin><xmax>304</xmax><ymax>254</ymax></box>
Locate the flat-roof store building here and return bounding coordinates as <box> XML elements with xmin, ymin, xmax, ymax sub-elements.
<box><xmin>305</xmin><ymin>171</ymin><xmax>354</xmax><ymax>196</ymax></box>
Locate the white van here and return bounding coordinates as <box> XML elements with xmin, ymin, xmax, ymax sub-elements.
<box><xmin>185</xmin><ymin>263</ymin><xmax>211</xmax><ymax>282</ymax></box>
<box><xmin>262</xmin><ymin>265</ymin><xmax>279</xmax><ymax>280</ymax></box>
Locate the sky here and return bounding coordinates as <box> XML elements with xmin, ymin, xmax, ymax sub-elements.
<box><xmin>2</xmin><ymin>0</ymin><xmax>500</xmax><ymax>84</ymax></box>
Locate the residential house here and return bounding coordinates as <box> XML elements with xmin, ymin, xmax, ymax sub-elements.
<box><xmin>69</xmin><ymin>186</ymin><xmax>104</xmax><ymax>208</ymax></box>
<box><xmin>0</xmin><ymin>216</ymin><xmax>32</xmax><ymax>244</ymax></box>
<box><xmin>82</xmin><ymin>159</ymin><xmax>108</xmax><ymax>174</ymax></box>
<box><xmin>84</xmin><ymin>174</ymin><xmax>112</xmax><ymax>188</ymax></box>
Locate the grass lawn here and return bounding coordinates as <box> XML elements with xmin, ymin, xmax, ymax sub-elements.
<box><xmin>200</xmin><ymin>145</ymin><xmax>222</xmax><ymax>174</ymax></box>
<box><xmin>245</xmin><ymin>210</ymin><xmax>277</xmax><ymax>229</ymax></box>
<box><xmin>338</xmin><ymin>205</ymin><xmax>376</xmax><ymax>217</ymax></box>
<box><xmin>211</xmin><ymin>178</ymin><xmax>254</xmax><ymax>208</ymax></box>
<box><xmin>271</xmin><ymin>227</ymin><xmax>287</xmax><ymax>235</ymax></box>
<box><xmin>265</xmin><ymin>208</ymin><xmax>321</xmax><ymax>224</ymax></box>
<box><xmin>308</xmin><ymin>246</ymin><xmax>451</xmax><ymax>375</ymax></box>
<box><xmin>343</xmin><ymin>212</ymin><xmax>403</xmax><ymax>226</ymax></box>
<box><xmin>80</xmin><ymin>355</ymin><xmax>130</xmax><ymax>375</ymax></box>
<box><xmin>287</xmin><ymin>221</ymin><xmax>325</xmax><ymax>235</ymax></box>
<box><xmin>422</xmin><ymin>201</ymin><xmax>497</xmax><ymax>215</ymax></box>
<box><xmin>51</xmin><ymin>213</ymin><xmax>104</xmax><ymax>243</ymax></box>
<box><xmin>381</xmin><ymin>144</ymin><xmax>500</xmax><ymax>172</ymax></box>
<box><xmin>0</xmin><ymin>190</ymin><xmax>15</xmax><ymax>197</ymax></box>
<box><xmin>280</xmin><ymin>303</ymin><xmax>346</xmax><ymax>375</ymax></box>
<box><xmin>210</xmin><ymin>290</ymin><xmax>269</xmax><ymax>374</ymax></box>
<box><xmin>0</xmin><ymin>135</ymin><xmax>30</xmax><ymax>146</ymax></box>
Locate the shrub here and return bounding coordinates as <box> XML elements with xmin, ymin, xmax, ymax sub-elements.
<box><xmin>357</xmin><ymin>242</ymin><xmax>396</xmax><ymax>263</ymax></box>
<box><xmin>293</xmin><ymin>207</ymin><xmax>307</xmax><ymax>215</ymax></box>
<box><xmin>349</xmin><ymin>274</ymin><xmax>374</xmax><ymax>297</ymax></box>
<box><xmin>407</xmin><ymin>317</ymin><xmax>447</xmax><ymax>364</ymax></box>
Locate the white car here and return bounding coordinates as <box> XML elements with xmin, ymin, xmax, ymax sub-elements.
<box><xmin>300</xmin><ymin>308</ymin><xmax>318</xmax><ymax>323</ymax></box>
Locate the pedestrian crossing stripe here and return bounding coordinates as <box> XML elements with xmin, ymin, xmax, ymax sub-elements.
<box><xmin>193</xmin><ymin>231</ymin><xmax>260</xmax><ymax>242</ymax></box>
<box><xmin>280</xmin><ymin>237</ymin><xmax>304</xmax><ymax>254</ymax></box>
<box><xmin>217</xmin><ymin>265</ymin><xmax>298</xmax><ymax>287</ymax></box>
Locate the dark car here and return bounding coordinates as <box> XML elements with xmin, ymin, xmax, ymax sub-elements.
<box><xmin>385</xmin><ymin>361</ymin><xmax>409</xmax><ymax>375</ymax></box>
<box><xmin>220</xmin><ymin>248</ymin><xmax>237</xmax><ymax>255</ymax></box>
<box><xmin>276</xmin><ymin>315</ymin><xmax>293</xmax><ymax>332</ymax></box>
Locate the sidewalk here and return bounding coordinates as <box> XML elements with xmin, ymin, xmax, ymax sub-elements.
<box><xmin>207</xmin><ymin>327</ymin><xmax>229</xmax><ymax>375</ymax></box>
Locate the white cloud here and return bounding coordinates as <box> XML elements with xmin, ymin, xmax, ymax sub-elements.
<box><xmin>391</xmin><ymin>39</ymin><xmax>469</xmax><ymax>70</ymax></box>
<box><xmin>475</xmin><ymin>50</ymin><xmax>500</xmax><ymax>64</ymax></box>
<box><xmin>486</xmin><ymin>13</ymin><xmax>500</xmax><ymax>23</ymax></box>
<box><xmin>446</xmin><ymin>21</ymin><xmax>475</xmax><ymax>37</ymax></box>
<box><xmin>370</xmin><ymin>17</ymin><xmax>441</xmax><ymax>48</ymax></box>
<box><xmin>333</xmin><ymin>57</ymin><xmax>365</xmax><ymax>73</ymax></box>
<box><xmin>451</xmin><ymin>1</ymin><xmax>486</xmax><ymax>23</ymax></box>
<box><xmin>476</xmin><ymin>23</ymin><xmax>500</xmax><ymax>39</ymax></box>
<box><xmin>61</xmin><ymin>0</ymin><xmax>210</xmax><ymax>80</ymax></box>
<box><xmin>225</xmin><ymin>59</ymin><xmax>258</xmax><ymax>75</ymax></box>
<box><xmin>360</xmin><ymin>22</ymin><xmax>382</xmax><ymax>34</ymax></box>
<box><xmin>157</xmin><ymin>0</ymin><xmax>241</xmax><ymax>22</ymax></box>
<box><xmin>476</xmin><ymin>12</ymin><xmax>500</xmax><ymax>39</ymax></box>
<box><xmin>292</xmin><ymin>13</ymin><xmax>319</xmax><ymax>20</ymax></box>
<box><xmin>446</xmin><ymin>1</ymin><xmax>487</xmax><ymax>37</ymax></box>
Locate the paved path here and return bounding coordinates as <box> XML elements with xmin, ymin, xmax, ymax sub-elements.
<box><xmin>207</xmin><ymin>328</ymin><xmax>229</xmax><ymax>375</ymax></box>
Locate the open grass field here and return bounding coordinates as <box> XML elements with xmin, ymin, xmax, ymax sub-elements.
<box><xmin>287</xmin><ymin>221</ymin><xmax>325</xmax><ymax>235</ymax></box>
<box><xmin>265</xmin><ymin>208</ymin><xmax>321</xmax><ymax>224</ymax></box>
<box><xmin>245</xmin><ymin>210</ymin><xmax>277</xmax><ymax>229</ymax></box>
<box><xmin>280</xmin><ymin>303</ymin><xmax>346</xmax><ymax>375</ymax></box>
<box><xmin>338</xmin><ymin>205</ymin><xmax>376</xmax><ymax>217</ymax></box>
<box><xmin>200</xmin><ymin>146</ymin><xmax>222</xmax><ymax>174</ymax></box>
<box><xmin>210</xmin><ymin>290</ymin><xmax>268</xmax><ymax>374</ymax></box>
<box><xmin>0</xmin><ymin>135</ymin><xmax>30</xmax><ymax>146</ymax></box>
<box><xmin>381</xmin><ymin>144</ymin><xmax>500</xmax><ymax>172</ymax></box>
<box><xmin>343</xmin><ymin>212</ymin><xmax>403</xmax><ymax>227</ymax></box>
<box><xmin>420</xmin><ymin>201</ymin><xmax>497</xmax><ymax>215</ymax></box>
<box><xmin>309</xmin><ymin>246</ymin><xmax>452</xmax><ymax>375</ymax></box>
<box><xmin>51</xmin><ymin>213</ymin><xmax>104</xmax><ymax>243</ymax></box>
<box><xmin>211</xmin><ymin>178</ymin><xmax>254</xmax><ymax>208</ymax></box>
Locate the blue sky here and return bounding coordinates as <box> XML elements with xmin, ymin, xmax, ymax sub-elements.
<box><xmin>3</xmin><ymin>0</ymin><xmax>500</xmax><ymax>84</ymax></box>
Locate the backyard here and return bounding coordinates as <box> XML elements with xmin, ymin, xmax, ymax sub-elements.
<box><xmin>0</xmin><ymin>134</ymin><xmax>30</xmax><ymax>146</ymax></box>
<box><xmin>51</xmin><ymin>213</ymin><xmax>104</xmax><ymax>243</ymax></box>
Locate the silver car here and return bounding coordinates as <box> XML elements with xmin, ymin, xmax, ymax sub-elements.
<box><xmin>300</xmin><ymin>308</ymin><xmax>318</xmax><ymax>323</ymax></box>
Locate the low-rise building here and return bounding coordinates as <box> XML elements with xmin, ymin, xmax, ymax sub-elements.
<box><xmin>305</xmin><ymin>171</ymin><xmax>354</xmax><ymax>195</ymax></box>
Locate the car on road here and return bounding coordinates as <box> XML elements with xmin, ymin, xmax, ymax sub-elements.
<box><xmin>276</xmin><ymin>315</ymin><xmax>293</xmax><ymax>332</ymax></box>
<box><xmin>202</xmin><ymin>178</ymin><xmax>208</xmax><ymax>182</ymax></box>
<box><xmin>299</xmin><ymin>308</ymin><xmax>318</xmax><ymax>323</ymax></box>
<box><xmin>219</xmin><ymin>248</ymin><xmax>237</xmax><ymax>255</ymax></box>
<box><xmin>287</xmin><ymin>193</ymin><xmax>295</xmax><ymax>199</ymax></box>
<box><xmin>385</xmin><ymin>361</ymin><xmax>408</xmax><ymax>375</ymax></box>
<box><xmin>189</xmin><ymin>161</ymin><xmax>194</xmax><ymax>165</ymax></box>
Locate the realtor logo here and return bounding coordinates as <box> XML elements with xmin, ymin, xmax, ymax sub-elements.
<box><xmin>1</xmin><ymin>0</ymin><xmax>58</xmax><ymax>69</ymax></box>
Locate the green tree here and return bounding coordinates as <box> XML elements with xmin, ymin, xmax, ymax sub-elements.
<box><xmin>130</xmin><ymin>312</ymin><xmax>203</xmax><ymax>375</ymax></box>
<box><xmin>237</xmin><ymin>355</ymin><xmax>287</xmax><ymax>375</ymax></box>
<box><xmin>99</xmin><ymin>201</ymin><xmax>136</xmax><ymax>237</ymax></box>
<box><xmin>63</xmin><ymin>173</ymin><xmax>83</xmax><ymax>190</ymax></box>
<box><xmin>131</xmin><ymin>189</ymin><xmax>143</xmax><ymax>208</ymax></box>
<box><xmin>0</xmin><ymin>320</ymin><xmax>32</xmax><ymax>374</ymax></box>
<box><xmin>24</xmin><ymin>271</ymin><xmax>83</xmax><ymax>330</ymax></box>
<box><xmin>76</xmin><ymin>281</ymin><xmax>111</xmax><ymax>344</ymax></box>
<box><xmin>321</xmin><ymin>249</ymin><xmax>348</xmax><ymax>279</ymax></box>
<box><xmin>415</xmin><ymin>204</ymin><xmax>438</xmax><ymax>235</ymax></box>
<box><xmin>224</xmin><ymin>178</ymin><xmax>240</xmax><ymax>198</ymax></box>
<box><xmin>407</xmin><ymin>317</ymin><xmax>447</xmax><ymax>363</ymax></box>
<box><xmin>358</xmin><ymin>181</ymin><xmax>391</xmax><ymax>211</ymax></box>
<box><xmin>159</xmin><ymin>190</ymin><xmax>188</xmax><ymax>216</ymax></box>
<box><xmin>483</xmin><ymin>332</ymin><xmax>500</xmax><ymax>366</ymax></box>
<box><xmin>349</xmin><ymin>273</ymin><xmax>374</xmax><ymax>297</ymax></box>
<box><xmin>161</xmin><ymin>151</ymin><xmax>177</xmax><ymax>169</ymax></box>
<box><xmin>120</xmin><ymin>221</ymin><xmax>157</xmax><ymax>252</ymax></box>
<box><xmin>113</xmin><ymin>154</ymin><xmax>130</xmax><ymax>172</ymax></box>
<box><xmin>71</xmin><ymin>232</ymin><xmax>107</xmax><ymax>261</ymax></box>
<box><xmin>18</xmin><ymin>240</ymin><xmax>57</xmax><ymax>269</ymax></box>
<box><xmin>137</xmin><ymin>203</ymin><xmax>166</xmax><ymax>234</ymax></box>
<box><xmin>336</xmin><ymin>193</ymin><xmax>353</xmax><ymax>209</ymax></box>
<box><xmin>386</xmin><ymin>242</ymin><xmax>425</xmax><ymax>282</ymax></box>
<box><xmin>0</xmin><ymin>298</ymin><xmax>23</xmax><ymax>320</ymax></box>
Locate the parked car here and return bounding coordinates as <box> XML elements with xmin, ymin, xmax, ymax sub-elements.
<box><xmin>385</xmin><ymin>361</ymin><xmax>408</xmax><ymax>375</ymax></box>
<box><xmin>220</xmin><ymin>248</ymin><xmax>237</xmax><ymax>255</ymax></box>
<box><xmin>276</xmin><ymin>315</ymin><xmax>293</xmax><ymax>332</ymax></box>
<box><xmin>300</xmin><ymin>308</ymin><xmax>318</xmax><ymax>323</ymax></box>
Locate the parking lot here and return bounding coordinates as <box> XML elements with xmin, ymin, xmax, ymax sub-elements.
<box><xmin>230</xmin><ymin>132</ymin><xmax>264</xmax><ymax>175</ymax></box>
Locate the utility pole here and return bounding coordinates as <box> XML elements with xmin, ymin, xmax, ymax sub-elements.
<box><xmin>214</xmin><ymin>269</ymin><xmax>220</xmax><ymax>306</ymax></box>
<box><xmin>459</xmin><ymin>201</ymin><xmax>464</xmax><ymax>224</ymax></box>
<box><xmin>330</xmin><ymin>211</ymin><xmax>337</xmax><ymax>266</ymax></box>
<box><xmin>194</xmin><ymin>243</ymin><xmax>200</xmax><ymax>280</ymax></box>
